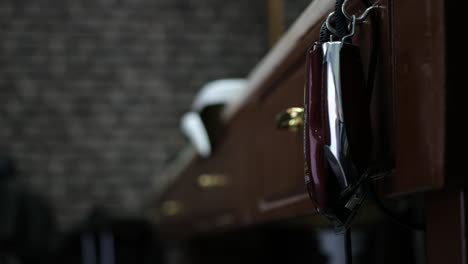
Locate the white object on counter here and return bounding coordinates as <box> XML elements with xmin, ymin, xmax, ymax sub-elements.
<box><xmin>180</xmin><ymin>79</ymin><xmax>247</xmax><ymax>158</ymax></box>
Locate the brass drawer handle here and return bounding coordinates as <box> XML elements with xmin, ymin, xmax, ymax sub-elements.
<box><xmin>197</xmin><ymin>174</ymin><xmax>229</xmax><ymax>189</ymax></box>
<box><xmin>276</xmin><ymin>107</ymin><xmax>304</xmax><ymax>131</ymax></box>
<box><xmin>160</xmin><ymin>200</ymin><xmax>183</xmax><ymax>217</ymax></box>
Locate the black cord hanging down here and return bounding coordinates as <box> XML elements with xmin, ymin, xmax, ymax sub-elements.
<box><xmin>334</xmin><ymin>0</ymin><xmax>349</xmax><ymax>40</ymax></box>
<box><xmin>362</xmin><ymin>0</ymin><xmax>379</xmax><ymax>96</ymax></box>
<box><xmin>345</xmin><ymin>228</ymin><xmax>353</xmax><ymax>264</ymax></box>
<box><xmin>319</xmin><ymin>22</ymin><xmax>331</xmax><ymax>43</ymax></box>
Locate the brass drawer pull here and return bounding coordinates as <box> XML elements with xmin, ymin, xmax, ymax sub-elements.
<box><xmin>160</xmin><ymin>200</ymin><xmax>183</xmax><ymax>217</ymax></box>
<box><xmin>197</xmin><ymin>174</ymin><xmax>229</xmax><ymax>189</ymax></box>
<box><xmin>276</xmin><ymin>107</ymin><xmax>304</xmax><ymax>131</ymax></box>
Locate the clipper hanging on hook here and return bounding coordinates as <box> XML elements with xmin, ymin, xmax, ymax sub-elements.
<box><xmin>304</xmin><ymin>3</ymin><xmax>377</xmax><ymax>231</ymax></box>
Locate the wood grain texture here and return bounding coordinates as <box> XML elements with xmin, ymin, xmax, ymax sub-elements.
<box><xmin>392</xmin><ymin>0</ymin><xmax>446</xmax><ymax>193</ymax></box>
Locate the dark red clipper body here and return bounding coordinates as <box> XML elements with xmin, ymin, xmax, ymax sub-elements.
<box><xmin>304</xmin><ymin>41</ymin><xmax>371</xmax><ymax>229</ymax></box>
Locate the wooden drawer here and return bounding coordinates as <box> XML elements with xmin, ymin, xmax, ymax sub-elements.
<box><xmin>156</xmin><ymin>105</ymin><xmax>259</xmax><ymax>234</ymax></box>
<box><xmin>156</xmin><ymin>161</ymin><xmax>239</xmax><ymax>235</ymax></box>
<box><xmin>253</xmin><ymin>64</ymin><xmax>314</xmax><ymax>221</ymax></box>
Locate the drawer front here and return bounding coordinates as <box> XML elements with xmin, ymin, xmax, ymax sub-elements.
<box><xmin>156</xmin><ymin>157</ymin><xmax>237</xmax><ymax>234</ymax></box>
<box><xmin>156</xmin><ymin>105</ymin><xmax>259</xmax><ymax>233</ymax></box>
<box><xmin>254</xmin><ymin>65</ymin><xmax>313</xmax><ymax>219</ymax></box>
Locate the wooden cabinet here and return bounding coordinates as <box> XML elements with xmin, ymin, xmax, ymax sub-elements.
<box><xmin>152</xmin><ymin>0</ymin><xmax>464</xmax><ymax>262</ymax></box>
<box><xmin>392</xmin><ymin>0</ymin><xmax>446</xmax><ymax>193</ymax></box>
<box><xmin>155</xmin><ymin>0</ymin><xmax>448</xmax><ymax>228</ymax></box>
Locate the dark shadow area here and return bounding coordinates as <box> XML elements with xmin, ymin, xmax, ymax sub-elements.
<box><xmin>0</xmin><ymin>155</ymin><xmax>164</xmax><ymax>263</ymax></box>
<box><xmin>54</xmin><ymin>209</ymin><xmax>164</xmax><ymax>264</ymax></box>
<box><xmin>0</xmin><ymin>155</ymin><xmax>55</xmax><ymax>263</ymax></box>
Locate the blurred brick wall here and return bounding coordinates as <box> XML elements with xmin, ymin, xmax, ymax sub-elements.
<box><xmin>0</xmin><ymin>0</ymin><xmax>310</xmax><ymax>229</ymax></box>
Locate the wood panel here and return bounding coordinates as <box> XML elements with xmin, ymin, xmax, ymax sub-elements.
<box><xmin>155</xmin><ymin>104</ymin><xmax>260</xmax><ymax>235</ymax></box>
<box><xmin>392</xmin><ymin>0</ymin><xmax>446</xmax><ymax>194</ymax></box>
<box><xmin>253</xmin><ymin>64</ymin><xmax>313</xmax><ymax>220</ymax></box>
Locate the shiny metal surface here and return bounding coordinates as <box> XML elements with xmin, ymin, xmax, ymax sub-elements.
<box><xmin>325</xmin><ymin>11</ymin><xmax>338</xmax><ymax>36</ymax></box>
<box><xmin>276</xmin><ymin>107</ymin><xmax>305</xmax><ymax>131</ymax></box>
<box><xmin>304</xmin><ymin>41</ymin><xmax>368</xmax><ymax>229</ymax></box>
<box><xmin>322</xmin><ymin>41</ymin><xmax>357</xmax><ymax>190</ymax></box>
<box><xmin>342</xmin><ymin>0</ymin><xmax>380</xmax><ymax>23</ymax></box>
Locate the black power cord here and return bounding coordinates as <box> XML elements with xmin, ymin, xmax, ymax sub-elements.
<box><xmin>345</xmin><ymin>228</ymin><xmax>353</xmax><ymax>264</ymax></box>
<box><xmin>362</xmin><ymin>0</ymin><xmax>380</xmax><ymax>97</ymax></box>
<box><xmin>319</xmin><ymin>23</ymin><xmax>331</xmax><ymax>43</ymax></box>
<box><xmin>335</xmin><ymin>0</ymin><xmax>349</xmax><ymax>40</ymax></box>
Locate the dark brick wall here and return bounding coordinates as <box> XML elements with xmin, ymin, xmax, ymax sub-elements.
<box><xmin>0</xmin><ymin>0</ymin><xmax>310</xmax><ymax>229</ymax></box>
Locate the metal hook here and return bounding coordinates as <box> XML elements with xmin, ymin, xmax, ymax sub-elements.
<box><xmin>342</xmin><ymin>0</ymin><xmax>380</xmax><ymax>23</ymax></box>
<box><xmin>341</xmin><ymin>15</ymin><xmax>356</xmax><ymax>45</ymax></box>
<box><xmin>325</xmin><ymin>11</ymin><xmax>338</xmax><ymax>37</ymax></box>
